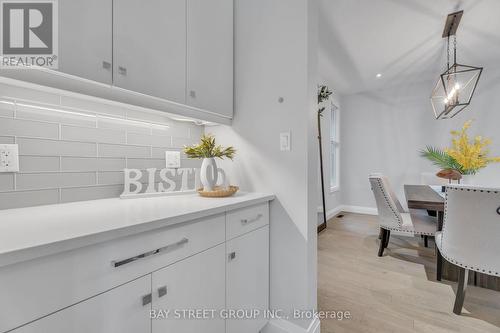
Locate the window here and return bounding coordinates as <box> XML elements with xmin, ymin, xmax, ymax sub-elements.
<box><xmin>330</xmin><ymin>104</ymin><xmax>339</xmax><ymax>192</ymax></box>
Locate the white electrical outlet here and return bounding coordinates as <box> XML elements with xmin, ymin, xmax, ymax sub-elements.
<box><xmin>280</xmin><ymin>132</ymin><xmax>291</xmax><ymax>151</ymax></box>
<box><xmin>0</xmin><ymin>144</ymin><xmax>19</xmax><ymax>172</ymax></box>
<box><xmin>165</xmin><ymin>151</ymin><xmax>181</xmax><ymax>168</ymax></box>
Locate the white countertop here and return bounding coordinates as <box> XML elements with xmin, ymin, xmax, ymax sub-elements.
<box><xmin>0</xmin><ymin>192</ymin><xmax>274</xmax><ymax>267</ymax></box>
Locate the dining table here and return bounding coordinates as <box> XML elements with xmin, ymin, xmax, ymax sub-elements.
<box><xmin>404</xmin><ymin>184</ymin><xmax>500</xmax><ymax>291</ymax></box>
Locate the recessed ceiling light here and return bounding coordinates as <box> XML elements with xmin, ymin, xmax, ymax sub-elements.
<box><xmin>376</xmin><ymin>73</ymin><xmax>382</xmax><ymax>78</ymax></box>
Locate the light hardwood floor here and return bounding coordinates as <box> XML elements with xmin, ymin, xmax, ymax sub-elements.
<box><xmin>318</xmin><ymin>213</ymin><xmax>500</xmax><ymax>333</ymax></box>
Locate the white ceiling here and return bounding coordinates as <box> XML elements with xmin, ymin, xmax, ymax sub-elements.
<box><xmin>319</xmin><ymin>0</ymin><xmax>500</xmax><ymax>94</ymax></box>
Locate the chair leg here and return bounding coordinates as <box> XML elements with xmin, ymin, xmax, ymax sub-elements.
<box><xmin>453</xmin><ymin>268</ymin><xmax>469</xmax><ymax>315</ymax></box>
<box><xmin>424</xmin><ymin>235</ymin><xmax>428</xmax><ymax>248</ymax></box>
<box><xmin>378</xmin><ymin>228</ymin><xmax>387</xmax><ymax>257</ymax></box>
<box><xmin>436</xmin><ymin>247</ymin><xmax>443</xmax><ymax>281</ymax></box>
<box><xmin>378</xmin><ymin>228</ymin><xmax>383</xmax><ymax>240</ymax></box>
<box><xmin>384</xmin><ymin>230</ymin><xmax>391</xmax><ymax>248</ymax></box>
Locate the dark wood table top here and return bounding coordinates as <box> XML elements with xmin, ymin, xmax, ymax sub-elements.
<box><xmin>404</xmin><ymin>184</ymin><xmax>445</xmax><ymax>212</ymax></box>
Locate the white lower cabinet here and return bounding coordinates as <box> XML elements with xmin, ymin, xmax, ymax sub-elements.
<box><xmin>6</xmin><ymin>203</ymin><xmax>270</xmax><ymax>333</ymax></box>
<box><xmin>12</xmin><ymin>276</ymin><xmax>151</xmax><ymax>333</ymax></box>
<box><xmin>226</xmin><ymin>226</ymin><xmax>270</xmax><ymax>333</ymax></box>
<box><xmin>151</xmin><ymin>244</ymin><xmax>226</xmax><ymax>333</ymax></box>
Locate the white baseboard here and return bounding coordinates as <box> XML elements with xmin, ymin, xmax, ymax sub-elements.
<box><xmin>264</xmin><ymin>317</ymin><xmax>320</xmax><ymax>333</ymax></box>
<box><xmin>318</xmin><ymin>205</ymin><xmax>377</xmax><ymax>218</ymax></box>
<box><xmin>339</xmin><ymin>205</ymin><xmax>377</xmax><ymax>215</ymax></box>
<box><xmin>317</xmin><ymin>206</ymin><xmax>343</xmax><ymax>220</ymax></box>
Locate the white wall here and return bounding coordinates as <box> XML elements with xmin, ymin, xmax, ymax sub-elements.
<box><xmin>340</xmin><ymin>69</ymin><xmax>500</xmax><ymax>209</ymax></box>
<box><xmin>211</xmin><ymin>0</ymin><xmax>318</xmax><ymax>329</ymax></box>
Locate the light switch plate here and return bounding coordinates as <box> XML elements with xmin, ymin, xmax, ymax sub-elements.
<box><xmin>0</xmin><ymin>144</ymin><xmax>19</xmax><ymax>172</ymax></box>
<box><xmin>280</xmin><ymin>132</ymin><xmax>291</xmax><ymax>151</ymax></box>
<box><xmin>165</xmin><ymin>151</ymin><xmax>181</xmax><ymax>168</ymax></box>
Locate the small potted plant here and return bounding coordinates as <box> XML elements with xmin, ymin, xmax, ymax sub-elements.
<box><xmin>184</xmin><ymin>134</ymin><xmax>236</xmax><ymax>191</ymax></box>
<box><xmin>421</xmin><ymin>120</ymin><xmax>500</xmax><ymax>184</ymax></box>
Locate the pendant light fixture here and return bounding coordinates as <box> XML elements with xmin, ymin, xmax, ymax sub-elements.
<box><xmin>430</xmin><ymin>11</ymin><xmax>483</xmax><ymax>119</ymax></box>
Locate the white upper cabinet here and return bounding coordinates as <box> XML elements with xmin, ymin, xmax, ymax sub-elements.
<box><xmin>113</xmin><ymin>0</ymin><xmax>187</xmax><ymax>103</ymax></box>
<box><xmin>1</xmin><ymin>0</ymin><xmax>233</xmax><ymax>122</ymax></box>
<box><xmin>58</xmin><ymin>0</ymin><xmax>113</xmax><ymax>84</ymax></box>
<box><xmin>186</xmin><ymin>0</ymin><xmax>234</xmax><ymax>117</ymax></box>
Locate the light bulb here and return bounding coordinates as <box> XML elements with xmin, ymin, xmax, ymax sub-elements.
<box><xmin>455</xmin><ymin>83</ymin><xmax>460</xmax><ymax>90</ymax></box>
<box><xmin>444</xmin><ymin>98</ymin><xmax>448</xmax><ymax>104</ymax></box>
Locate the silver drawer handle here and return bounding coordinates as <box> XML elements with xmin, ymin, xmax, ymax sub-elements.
<box><xmin>111</xmin><ymin>238</ymin><xmax>189</xmax><ymax>268</ymax></box>
<box><xmin>241</xmin><ymin>214</ymin><xmax>263</xmax><ymax>225</ymax></box>
<box><xmin>118</xmin><ymin>66</ymin><xmax>127</xmax><ymax>75</ymax></box>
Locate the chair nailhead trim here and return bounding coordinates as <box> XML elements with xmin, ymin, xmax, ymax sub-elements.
<box><xmin>438</xmin><ymin>186</ymin><xmax>500</xmax><ymax>277</ymax></box>
<box><xmin>375</xmin><ymin>178</ymin><xmax>402</xmax><ymax>228</ymax></box>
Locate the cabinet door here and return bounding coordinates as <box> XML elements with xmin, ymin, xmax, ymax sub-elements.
<box><xmin>152</xmin><ymin>244</ymin><xmax>226</xmax><ymax>333</ymax></box>
<box><xmin>58</xmin><ymin>0</ymin><xmax>112</xmax><ymax>84</ymax></box>
<box><xmin>12</xmin><ymin>276</ymin><xmax>151</xmax><ymax>333</ymax></box>
<box><xmin>226</xmin><ymin>226</ymin><xmax>269</xmax><ymax>333</ymax></box>
<box><xmin>187</xmin><ymin>0</ymin><xmax>233</xmax><ymax>117</ymax></box>
<box><xmin>113</xmin><ymin>0</ymin><xmax>186</xmax><ymax>103</ymax></box>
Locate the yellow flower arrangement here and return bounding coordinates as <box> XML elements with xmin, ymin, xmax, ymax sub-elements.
<box><xmin>445</xmin><ymin>120</ymin><xmax>500</xmax><ymax>174</ymax></box>
<box><xmin>421</xmin><ymin>120</ymin><xmax>500</xmax><ymax>175</ymax></box>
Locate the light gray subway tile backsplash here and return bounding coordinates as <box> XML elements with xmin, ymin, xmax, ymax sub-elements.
<box><xmin>61</xmin><ymin>125</ymin><xmax>126</xmax><ymax>144</ymax></box>
<box><xmin>0</xmin><ymin>189</ymin><xmax>60</xmax><ymax>209</ymax></box>
<box><xmin>17</xmin><ymin>138</ymin><xmax>98</xmax><ymax>157</ymax></box>
<box><xmin>180</xmin><ymin>158</ymin><xmax>202</xmax><ymax>168</ymax></box>
<box><xmin>0</xmin><ymin>174</ymin><xmax>14</xmax><ymax>192</ymax></box>
<box><xmin>126</xmin><ymin>158</ymin><xmax>165</xmax><ymax>169</ymax></box>
<box><xmin>16</xmin><ymin>172</ymin><xmax>97</xmax><ymax>190</ymax></box>
<box><xmin>0</xmin><ymin>82</ymin><xmax>204</xmax><ymax>209</ymax></box>
<box><xmin>98</xmin><ymin>171</ymin><xmax>124</xmax><ymax>185</ymax></box>
<box><xmin>19</xmin><ymin>156</ymin><xmax>60</xmax><ymax>172</ymax></box>
<box><xmin>61</xmin><ymin>157</ymin><xmax>126</xmax><ymax>172</ymax></box>
<box><xmin>60</xmin><ymin>96</ymin><xmax>126</xmax><ymax>118</ymax></box>
<box><xmin>0</xmin><ymin>136</ymin><xmax>15</xmax><ymax>144</ymax></box>
<box><xmin>172</xmin><ymin>137</ymin><xmax>196</xmax><ymax>148</ymax></box>
<box><xmin>151</xmin><ymin>123</ymin><xmax>190</xmax><ymax>138</ymax></box>
<box><xmin>98</xmin><ymin>143</ymin><xmax>151</xmax><ymax>158</ymax></box>
<box><xmin>97</xmin><ymin>117</ymin><xmax>152</xmax><ymax>135</ymax></box>
<box><xmin>60</xmin><ymin>185</ymin><xmax>123</xmax><ymax>203</ymax></box>
<box><xmin>0</xmin><ymin>102</ymin><xmax>15</xmax><ymax>118</ymax></box>
<box><xmin>127</xmin><ymin>133</ymin><xmax>172</xmax><ymax>147</ymax></box>
<box><xmin>16</xmin><ymin>104</ymin><xmax>97</xmax><ymax>128</ymax></box>
<box><xmin>0</xmin><ymin>117</ymin><xmax>59</xmax><ymax>139</ymax></box>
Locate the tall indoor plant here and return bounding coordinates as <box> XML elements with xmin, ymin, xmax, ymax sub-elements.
<box><xmin>318</xmin><ymin>85</ymin><xmax>333</xmax><ymax>232</ymax></box>
<box><xmin>421</xmin><ymin>120</ymin><xmax>500</xmax><ymax>183</ymax></box>
<box><xmin>184</xmin><ymin>134</ymin><xmax>236</xmax><ymax>191</ymax></box>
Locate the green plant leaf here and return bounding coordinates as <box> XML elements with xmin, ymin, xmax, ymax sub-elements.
<box><xmin>420</xmin><ymin>146</ymin><xmax>463</xmax><ymax>173</ymax></box>
<box><xmin>183</xmin><ymin>134</ymin><xmax>236</xmax><ymax>160</ymax></box>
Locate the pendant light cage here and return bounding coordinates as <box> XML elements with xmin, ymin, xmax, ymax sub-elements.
<box><xmin>430</xmin><ymin>11</ymin><xmax>483</xmax><ymax>120</ymax></box>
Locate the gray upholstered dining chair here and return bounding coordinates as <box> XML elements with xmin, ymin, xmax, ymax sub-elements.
<box><xmin>369</xmin><ymin>174</ymin><xmax>436</xmax><ymax>256</ymax></box>
<box><xmin>435</xmin><ymin>185</ymin><xmax>500</xmax><ymax>315</ymax></box>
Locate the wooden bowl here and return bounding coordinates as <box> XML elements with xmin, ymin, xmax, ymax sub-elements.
<box><xmin>197</xmin><ymin>186</ymin><xmax>239</xmax><ymax>198</ymax></box>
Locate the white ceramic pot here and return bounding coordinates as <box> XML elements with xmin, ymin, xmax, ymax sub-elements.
<box><xmin>200</xmin><ymin>158</ymin><xmax>218</xmax><ymax>191</ymax></box>
<box><xmin>460</xmin><ymin>174</ymin><xmax>476</xmax><ymax>185</ymax></box>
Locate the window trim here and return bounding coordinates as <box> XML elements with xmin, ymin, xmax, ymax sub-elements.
<box><xmin>330</xmin><ymin>103</ymin><xmax>340</xmax><ymax>193</ymax></box>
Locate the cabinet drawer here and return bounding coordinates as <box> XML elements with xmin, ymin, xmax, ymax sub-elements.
<box><xmin>0</xmin><ymin>214</ymin><xmax>225</xmax><ymax>333</ymax></box>
<box><xmin>226</xmin><ymin>203</ymin><xmax>269</xmax><ymax>240</ymax></box>
<box><xmin>11</xmin><ymin>276</ymin><xmax>151</xmax><ymax>333</ymax></box>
